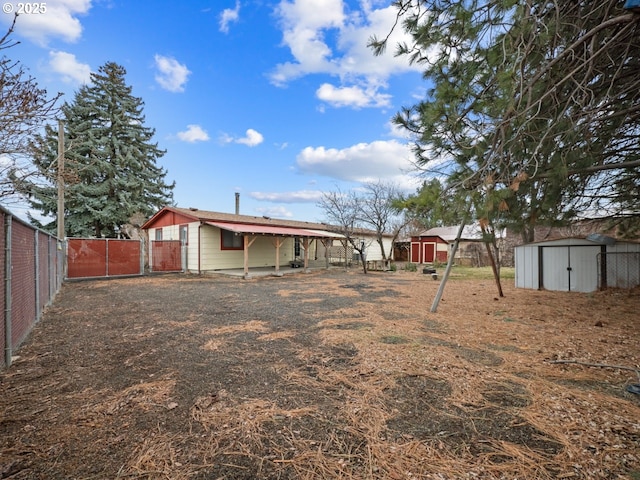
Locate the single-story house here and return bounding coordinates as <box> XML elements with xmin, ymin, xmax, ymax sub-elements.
<box><xmin>410</xmin><ymin>224</ymin><xmax>502</xmax><ymax>266</ymax></box>
<box><xmin>515</xmin><ymin>235</ymin><xmax>640</xmax><ymax>292</ymax></box>
<box><xmin>141</xmin><ymin>206</ymin><xmax>394</xmax><ymax>277</ymax></box>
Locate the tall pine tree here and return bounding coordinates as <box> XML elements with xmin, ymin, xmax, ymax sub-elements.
<box><xmin>370</xmin><ymin>0</ymin><xmax>640</xmax><ymax>241</ymax></box>
<box><xmin>18</xmin><ymin>62</ymin><xmax>174</xmax><ymax>237</ymax></box>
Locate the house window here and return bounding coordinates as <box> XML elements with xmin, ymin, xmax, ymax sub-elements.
<box><xmin>155</xmin><ymin>228</ymin><xmax>163</xmax><ymax>241</ymax></box>
<box><xmin>221</xmin><ymin>229</ymin><xmax>243</xmax><ymax>250</ymax></box>
<box><xmin>179</xmin><ymin>225</ymin><xmax>188</xmax><ymax>245</ymax></box>
<box><xmin>294</xmin><ymin>237</ymin><xmax>301</xmax><ymax>257</ymax></box>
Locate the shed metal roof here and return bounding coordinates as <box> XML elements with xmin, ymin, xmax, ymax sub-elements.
<box><xmin>514</xmin><ymin>235</ymin><xmax>636</xmax><ymax>248</ymax></box>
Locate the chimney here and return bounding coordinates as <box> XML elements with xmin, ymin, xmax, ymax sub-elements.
<box><xmin>235</xmin><ymin>192</ymin><xmax>240</xmax><ymax>215</ymax></box>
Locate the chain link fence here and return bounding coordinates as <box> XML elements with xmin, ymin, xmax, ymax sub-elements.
<box><xmin>1</xmin><ymin>206</ymin><xmax>64</xmax><ymax>369</ymax></box>
<box><xmin>149</xmin><ymin>240</ymin><xmax>183</xmax><ymax>272</ymax></box>
<box><xmin>598</xmin><ymin>251</ymin><xmax>640</xmax><ymax>290</ymax></box>
<box><xmin>67</xmin><ymin>238</ymin><xmax>143</xmax><ymax>279</ymax></box>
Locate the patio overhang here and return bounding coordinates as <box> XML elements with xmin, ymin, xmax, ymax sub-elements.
<box><xmin>205</xmin><ymin>221</ymin><xmax>342</xmax><ymax>278</ymax></box>
<box><xmin>205</xmin><ymin>221</ymin><xmax>340</xmax><ymax>238</ymax></box>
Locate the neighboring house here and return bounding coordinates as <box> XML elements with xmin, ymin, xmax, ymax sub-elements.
<box><xmin>410</xmin><ymin>225</ymin><xmax>503</xmax><ymax>266</ymax></box>
<box><xmin>406</xmin><ymin>218</ymin><xmax>640</xmax><ymax>269</ymax></box>
<box><xmin>141</xmin><ymin>206</ymin><xmax>393</xmax><ymax>277</ymax></box>
<box><xmin>515</xmin><ymin>235</ymin><xmax>640</xmax><ymax>292</ymax></box>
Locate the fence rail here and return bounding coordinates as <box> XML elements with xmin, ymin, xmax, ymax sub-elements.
<box><xmin>1</xmin><ymin>206</ymin><xmax>63</xmax><ymax>369</ymax></box>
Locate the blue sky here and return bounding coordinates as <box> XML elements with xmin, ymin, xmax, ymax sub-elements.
<box><xmin>3</xmin><ymin>0</ymin><xmax>427</xmax><ymax>223</ymax></box>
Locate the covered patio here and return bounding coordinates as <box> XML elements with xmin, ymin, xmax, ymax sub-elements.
<box><xmin>205</xmin><ymin>221</ymin><xmax>344</xmax><ymax>279</ymax></box>
<box><xmin>205</xmin><ymin>265</ymin><xmax>330</xmax><ymax>278</ymax></box>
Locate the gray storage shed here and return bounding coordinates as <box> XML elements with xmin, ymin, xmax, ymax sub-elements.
<box><xmin>515</xmin><ymin>236</ymin><xmax>640</xmax><ymax>293</ymax></box>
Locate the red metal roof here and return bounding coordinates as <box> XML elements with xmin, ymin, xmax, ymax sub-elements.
<box><xmin>206</xmin><ymin>221</ymin><xmax>338</xmax><ymax>237</ymax></box>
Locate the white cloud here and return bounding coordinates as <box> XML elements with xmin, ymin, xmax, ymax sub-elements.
<box><xmin>48</xmin><ymin>51</ymin><xmax>91</xmax><ymax>84</ymax></box>
<box><xmin>316</xmin><ymin>82</ymin><xmax>391</xmax><ymax>109</ymax></box>
<box><xmin>271</xmin><ymin>0</ymin><xmax>344</xmax><ymax>85</ymax></box>
<box><xmin>335</xmin><ymin>4</ymin><xmax>427</xmax><ymax>79</ymax></box>
<box><xmin>177</xmin><ymin>125</ymin><xmax>210</xmax><ymax>143</ymax></box>
<box><xmin>238</xmin><ymin>129</ymin><xmax>264</xmax><ymax>146</ymax></box>
<box><xmin>219</xmin><ymin>1</ymin><xmax>240</xmax><ymax>33</ymax></box>
<box><xmin>250</xmin><ymin>190</ymin><xmax>324</xmax><ymax>203</ymax></box>
<box><xmin>154</xmin><ymin>54</ymin><xmax>191</xmax><ymax>92</ymax></box>
<box><xmin>296</xmin><ymin>139</ymin><xmax>420</xmax><ymax>190</ymax></box>
<box><xmin>222</xmin><ymin>128</ymin><xmax>264</xmax><ymax>147</ymax></box>
<box><xmin>270</xmin><ymin>0</ymin><xmax>423</xmax><ymax>104</ymax></box>
<box><xmin>2</xmin><ymin>0</ymin><xmax>92</xmax><ymax>46</ymax></box>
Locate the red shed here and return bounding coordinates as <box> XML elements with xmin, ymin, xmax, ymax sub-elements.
<box><xmin>410</xmin><ymin>225</ymin><xmax>489</xmax><ymax>264</ymax></box>
<box><xmin>410</xmin><ymin>232</ymin><xmax>449</xmax><ymax>264</ymax></box>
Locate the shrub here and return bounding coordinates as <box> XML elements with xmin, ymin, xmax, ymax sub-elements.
<box><xmin>404</xmin><ymin>262</ymin><xmax>417</xmax><ymax>272</ymax></box>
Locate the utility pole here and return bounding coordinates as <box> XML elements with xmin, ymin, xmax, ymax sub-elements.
<box><xmin>57</xmin><ymin>119</ymin><xmax>65</xmax><ymax>240</ymax></box>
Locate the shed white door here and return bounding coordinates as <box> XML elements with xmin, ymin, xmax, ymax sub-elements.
<box><xmin>541</xmin><ymin>246</ymin><xmax>600</xmax><ymax>292</ymax></box>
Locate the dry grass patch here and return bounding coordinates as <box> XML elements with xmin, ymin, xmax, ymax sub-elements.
<box><xmin>1</xmin><ymin>271</ymin><xmax>638</xmax><ymax>479</ymax></box>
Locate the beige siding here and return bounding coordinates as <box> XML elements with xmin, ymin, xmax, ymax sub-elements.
<box><xmin>199</xmin><ymin>225</ymin><xmax>296</xmax><ymax>270</ymax></box>
<box><xmin>185</xmin><ymin>223</ymin><xmax>200</xmax><ymax>272</ymax></box>
<box><xmin>148</xmin><ymin>223</ymin><xmax>201</xmax><ymax>272</ymax></box>
<box><xmin>316</xmin><ymin>238</ymin><xmax>330</xmax><ymax>259</ymax></box>
<box><xmin>148</xmin><ymin>225</ymin><xmax>179</xmax><ymax>267</ymax></box>
<box><xmin>162</xmin><ymin>224</ymin><xmax>180</xmax><ymax>241</ymax></box>
<box><xmin>303</xmin><ymin>238</ymin><xmax>320</xmax><ymax>260</ymax></box>
<box><xmin>363</xmin><ymin>236</ymin><xmax>394</xmax><ymax>261</ymax></box>
<box><xmin>151</xmin><ymin>223</ymin><xmax>326</xmax><ymax>272</ymax></box>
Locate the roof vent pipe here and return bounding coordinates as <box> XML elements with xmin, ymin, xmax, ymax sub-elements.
<box><xmin>235</xmin><ymin>192</ymin><xmax>240</xmax><ymax>215</ymax></box>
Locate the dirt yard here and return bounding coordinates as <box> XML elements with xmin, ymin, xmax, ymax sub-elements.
<box><xmin>1</xmin><ymin>269</ymin><xmax>639</xmax><ymax>479</ymax></box>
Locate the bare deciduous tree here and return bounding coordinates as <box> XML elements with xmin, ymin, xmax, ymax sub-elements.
<box><xmin>318</xmin><ymin>188</ymin><xmax>370</xmax><ymax>273</ymax></box>
<box><xmin>359</xmin><ymin>181</ymin><xmax>407</xmax><ymax>264</ymax></box>
<box><xmin>1</xmin><ymin>15</ymin><xmax>61</xmax><ymax>200</ymax></box>
<box><xmin>318</xmin><ymin>182</ymin><xmax>407</xmax><ymax>274</ymax></box>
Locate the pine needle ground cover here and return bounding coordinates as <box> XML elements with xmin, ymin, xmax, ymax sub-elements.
<box><xmin>1</xmin><ymin>271</ymin><xmax>638</xmax><ymax>479</ymax></box>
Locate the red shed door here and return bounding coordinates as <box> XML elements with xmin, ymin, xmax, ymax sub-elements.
<box><xmin>411</xmin><ymin>242</ymin><xmax>421</xmax><ymax>263</ymax></box>
<box><xmin>423</xmin><ymin>243</ymin><xmax>436</xmax><ymax>263</ymax></box>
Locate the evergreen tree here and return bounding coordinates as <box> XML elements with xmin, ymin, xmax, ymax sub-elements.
<box><xmin>370</xmin><ymin>0</ymin><xmax>640</xmax><ymax>241</ymax></box>
<box><xmin>17</xmin><ymin>62</ymin><xmax>174</xmax><ymax>237</ymax></box>
<box><xmin>394</xmin><ymin>178</ymin><xmax>467</xmax><ymax>230</ymax></box>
